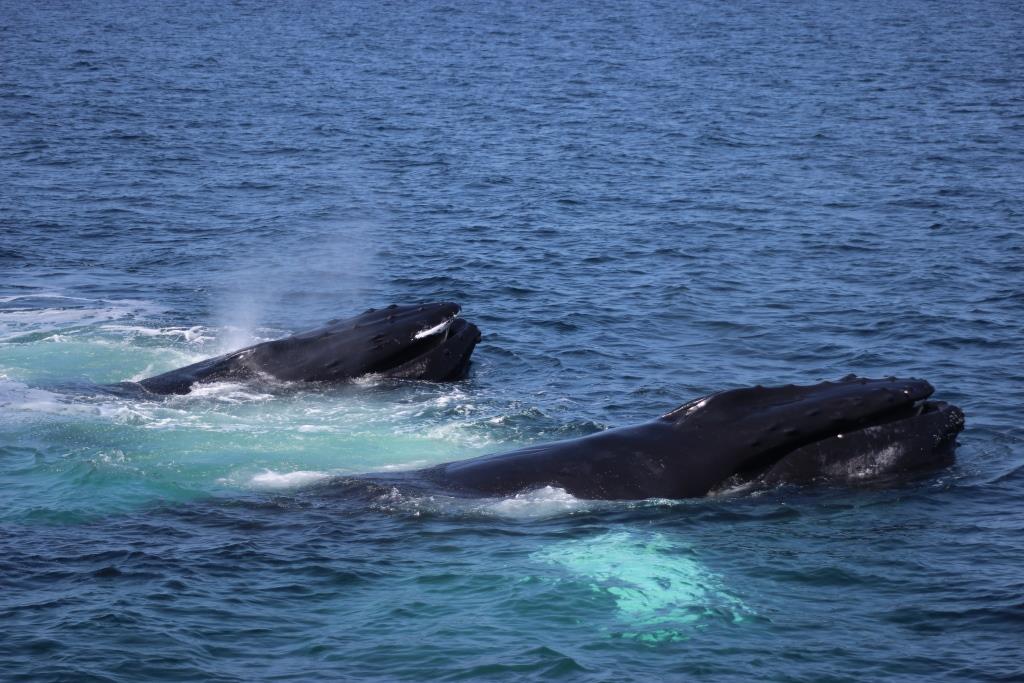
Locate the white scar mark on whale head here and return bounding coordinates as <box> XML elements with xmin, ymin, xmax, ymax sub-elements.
<box><xmin>684</xmin><ymin>398</ymin><xmax>709</xmax><ymax>415</ymax></box>
<box><xmin>413</xmin><ymin>315</ymin><xmax>456</xmax><ymax>340</ymax></box>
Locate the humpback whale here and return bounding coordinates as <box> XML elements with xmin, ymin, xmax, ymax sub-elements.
<box><xmin>381</xmin><ymin>376</ymin><xmax>963</xmax><ymax>499</ymax></box>
<box><xmin>135</xmin><ymin>303</ymin><xmax>480</xmax><ymax>395</ymax></box>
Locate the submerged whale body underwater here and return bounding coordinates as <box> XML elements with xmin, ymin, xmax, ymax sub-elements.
<box><xmin>364</xmin><ymin>376</ymin><xmax>964</xmax><ymax>500</ymax></box>
<box><xmin>135</xmin><ymin>302</ymin><xmax>481</xmax><ymax>394</ymax></box>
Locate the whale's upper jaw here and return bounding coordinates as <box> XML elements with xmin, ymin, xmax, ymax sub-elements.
<box><xmin>664</xmin><ymin>375</ymin><xmax>964</xmax><ymax>494</ymax></box>
<box><xmin>663</xmin><ymin>375</ymin><xmax>935</xmax><ymax>425</ymax></box>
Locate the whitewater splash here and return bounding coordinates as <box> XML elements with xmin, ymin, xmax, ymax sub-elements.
<box><xmin>247</xmin><ymin>469</ymin><xmax>332</xmax><ymax>490</ymax></box>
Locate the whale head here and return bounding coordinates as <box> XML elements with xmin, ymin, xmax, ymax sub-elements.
<box><xmin>136</xmin><ymin>302</ymin><xmax>481</xmax><ymax>394</ymax></box>
<box><xmin>661</xmin><ymin>375</ymin><xmax>964</xmax><ymax>496</ymax></box>
<box><xmin>257</xmin><ymin>302</ymin><xmax>482</xmax><ymax>383</ymax></box>
<box><xmin>415</xmin><ymin>375</ymin><xmax>963</xmax><ymax>501</ymax></box>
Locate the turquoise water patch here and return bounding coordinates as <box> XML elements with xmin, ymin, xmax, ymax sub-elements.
<box><xmin>0</xmin><ymin>309</ymin><xmax>506</xmax><ymax>522</ymax></box>
<box><xmin>533</xmin><ymin>531</ymin><xmax>751</xmax><ymax>642</ymax></box>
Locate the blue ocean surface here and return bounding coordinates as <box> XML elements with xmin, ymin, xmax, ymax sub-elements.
<box><xmin>2</xmin><ymin>1</ymin><xmax>1023</xmax><ymax>680</ymax></box>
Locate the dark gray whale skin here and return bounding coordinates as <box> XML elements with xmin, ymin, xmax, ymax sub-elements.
<box><xmin>134</xmin><ymin>303</ymin><xmax>480</xmax><ymax>395</ymax></box>
<box><xmin>403</xmin><ymin>376</ymin><xmax>964</xmax><ymax>500</ymax></box>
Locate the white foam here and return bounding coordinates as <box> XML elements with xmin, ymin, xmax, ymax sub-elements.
<box><xmin>423</xmin><ymin>421</ymin><xmax>496</xmax><ymax>448</ymax></box>
<box><xmin>367</xmin><ymin>484</ymin><xmax>588</xmax><ymax>520</ymax></box>
<box><xmin>296</xmin><ymin>424</ymin><xmax>335</xmax><ymax>433</ymax></box>
<box><xmin>175</xmin><ymin>381</ymin><xmax>273</xmax><ymax>404</ymax></box>
<box><xmin>0</xmin><ymin>293</ymin><xmax>93</xmax><ymax>304</ymax></box>
<box><xmin>707</xmin><ymin>476</ymin><xmax>758</xmax><ymax>498</ymax></box>
<box><xmin>479</xmin><ymin>486</ymin><xmax>585</xmax><ymax>519</ymax></box>
<box><xmin>248</xmin><ymin>469</ymin><xmax>331</xmax><ymax>490</ymax></box>
<box><xmin>101</xmin><ymin>324</ymin><xmax>211</xmax><ymax>343</ymax></box>
<box><xmin>351</xmin><ymin>373</ymin><xmax>384</xmax><ymax>387</ymax></box>
<box><xmin>0</xmin><ymin>376</ymin><xmax>109</xmax><ymax>420</ymax></box>
<box><xmin>0</xmin><ymin>297</ymin><xmax>164</xmax><ymax>340</ymax></box>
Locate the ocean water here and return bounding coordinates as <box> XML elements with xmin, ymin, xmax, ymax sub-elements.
<box><xmin>2</xmin><ymin>0</ymin><xmax>1023</xmax><ymax>680</ymax></box>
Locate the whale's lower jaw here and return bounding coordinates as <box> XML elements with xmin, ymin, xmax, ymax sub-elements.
<box><xmin>712</xmin><ymin>400</ymin><xmax>963</xmax><ymax>495</ymax></box>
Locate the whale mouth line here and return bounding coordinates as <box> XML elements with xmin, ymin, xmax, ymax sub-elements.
<box><xmin>413</xmin><ymin>314</ymin><xmax>457</xmax><ymax>340</ymax></box>
<box><xmin>836</xmin><ymin>398</ymin><xmax>946</xmax><ymax>435</ymax></box>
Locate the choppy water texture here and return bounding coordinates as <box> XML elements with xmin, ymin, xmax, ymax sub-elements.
<box><xmin>2</xmin><ymin>1</ymin><xmax>1023</xmax><ymax>680</ymax></box>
